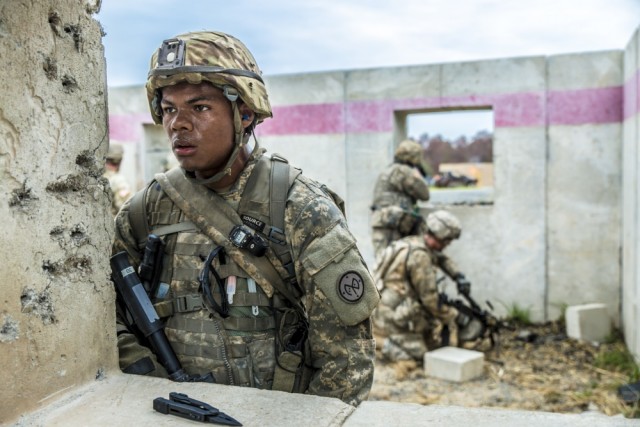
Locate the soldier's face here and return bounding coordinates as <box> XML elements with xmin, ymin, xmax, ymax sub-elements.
<box><xmin>425</xmin><ymin>234</ymin><xmax>450</xmax><ymax>251</ymax></box>
<box><xmin>160</xmin><ymin>82</ymin><xmax>235</xmax><ymax>179</ymax></box>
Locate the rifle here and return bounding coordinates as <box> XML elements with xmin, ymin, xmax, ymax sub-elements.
<box><xmin>437</xmin><ymin>277</ymin><xmax>513</xmax><ymax>349</ymax></box>
<box><xmin>111</xmin><ymin>249</ymin><xmax>214</xmax><ymax>383</ymax></box>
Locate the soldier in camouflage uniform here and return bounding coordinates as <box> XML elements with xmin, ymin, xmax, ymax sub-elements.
<box><xmin>103</xmin><ymin>143</ymin><xmax>132</xmax><ymax>216</ymax></box>
<box><xmin>112</xmin><ymin>31</ymin><xmax>379</xmax><ymax>406</ymax></box>
<box><xmin>372</xmin><ymin>210</ymin><xmax>467</xmax><ymax>362</ymax></box>
<box><xmin>370</xmin><ymin>139</ymin><xmax>430</xmax><ymax>261</ymax></box>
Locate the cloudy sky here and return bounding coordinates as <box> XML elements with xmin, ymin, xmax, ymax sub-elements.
<box><xmin>97</xmin><ymin>0</ymin><xmax>640</xmax><ymax>138</ymax></box>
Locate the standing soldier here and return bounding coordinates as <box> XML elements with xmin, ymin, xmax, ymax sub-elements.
<box><xmin>373</xmin><ymin>210</ymin><xmax>469</xmax><ymax>362</ymax></box>
<box><xmin>103</xmin><ymin>143</ymin><xmax>132</xmax><ymax>216</ymax></box>
<box><xmin>370</xmin><ymin>139</ymin><xmax>430</xmax><ymax>261</ymax></box>
<box><xmin>112</xmin><ymin>31</ymin><xmax>379</xmax><ymax>406</ymax></box>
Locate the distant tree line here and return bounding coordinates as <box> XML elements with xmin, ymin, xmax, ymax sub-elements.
<box><xmin>416</xmin><ymin>130</ymin><xmax>493</xmax><ymax>176</ymax></box>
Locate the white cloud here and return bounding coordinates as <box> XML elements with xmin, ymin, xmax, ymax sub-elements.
<box><xmin>99</xmin><ymin>0</ymin><xmax>640</xmax><ymax>86</ymax></box>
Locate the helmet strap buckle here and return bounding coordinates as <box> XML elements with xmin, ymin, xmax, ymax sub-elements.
<box><xmin>223</xmin><ymin>85</ymin><xmax>239</xmax><ymax>102</ymax></box>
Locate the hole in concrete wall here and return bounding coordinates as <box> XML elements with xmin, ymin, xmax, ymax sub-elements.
<box><xmin>76</xmin><ymin>150</ymin><xmax>103</xmax><ymax>178</ymax></box>
<box><xmin>63</xmin><ymin>24</ymin><xmax>83</xmax><ymax>52</ymax></box>
<box><xmin>64</xmin><ymin>255</ymin><xmax>91</xmax><ymax>272</ymax></box>
<box><xmin>70</xmin><ymin>224</ymin><xmax>89</xmax><ymax>246</ymax></box>
<box><xmin>20</xmin><ymin>288</ymin><xmax>56</xmax><ymax>325</ymax></box>
<box><xmin>48</xmin><ymin>11</ymin><xmax>62</xmax><ymax>36</ymax></box>
<box><xmin>0</xmin><ymin>315</ymin><xmax>19</xmax><ymax>343</ymax></box>
<box><xmin>42</xmin><ymin>260</ymin><xmax>60</xmax><ymax>275</ymax></box>
<box><xmin>43</xmin><ymin>57</ymin><xmax>58</xmax><ymax>80</ymax></box>
<box><xmin>50</xmin><ymin>226</ymin><xmax>64</xmax><ymax>237</ymax></box>
<box><xmin>75</xmin><ymin>151</ymin><xmax>94</xmax><ymax>169</ymax></box>
<box><xmin>95</xmin><ymin>368</ymin><xmax>106</xmax><ymax>380</ymax></box>
<box><xmin>403</xmin><ymin>108</ymin><xmax>494</xmax><ymax>205</ymax></box>
<box><xmin>9</xmin><ymin>181</ymin><xmax>37</xmax><ymax>208</ymax></box>
<box><xmin>46</xmin><ymin>174</ymin><xmax>86</xmax><ymax>193</ymax></box>
<box><xmin>61</xmin><ymin>75</ymin><xmax>78</xmax><ymax>93</ymax></box>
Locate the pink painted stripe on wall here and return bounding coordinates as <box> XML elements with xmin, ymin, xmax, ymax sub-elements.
<box><xmin>258</xmin><ymin>86</ymin><xmax>622</xmax><ymax>137</ymax></box>
<box><xmin>256</xmin><ymin>103</ymin><xmax>344</xmax><ymax>135</ymax></box>
<box><xmin>109</xmin><ymin>113</ymin><xmax>151</xmax><ymax>141</ymax></box>
<box><xmin>111</xmin><ymin>86</ymin><xmax>626</xmax><ymax>141</ymax></box>
<box><xmin>547</xmin><ymin>86</ymin><xmax>623</xmax><ymax>125</ymax></box>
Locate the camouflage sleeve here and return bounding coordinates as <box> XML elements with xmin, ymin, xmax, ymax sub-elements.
<box><xmin>388</xmin><ymin>164</ymin><xmax>430</xmax><ymax>202</ymax></box>
<box><xmin>112</xmin><ymin>194</ymin><xmax>169</xmax><ymax>379</ymax></box>
<box><xmin>405</xmin><ymin>248</ymin><xmax>457</xmax><ymax>322</ymax></box>
<box><xmin>110</xmin><ymin>173</ymin><xmax>133</xmax><ymax>213</ymax></box>
<box><xmin>434</xmin><ymin>251</ymin><xmax>461</xmax><ymax>279</ymax></box>
<box><xmin>287</xmin><ymin>180</ymin><xmax>379</xmax><ymax>406</ymax></box>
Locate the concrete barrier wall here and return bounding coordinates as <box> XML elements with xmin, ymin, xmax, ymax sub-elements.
<box><xmin>623</xmin><ymin>27</ymin><xmax>640</xmax><ymax>361</ymax></box>
<box><xmin>0</xmin><ymin>1</ymin><xmax>117</xmax><ymax>422</ymax></box>
<box><xmin>263</xmin><ymin>53</ymin><xmax>625</xmax><ymax>324</ymax></box>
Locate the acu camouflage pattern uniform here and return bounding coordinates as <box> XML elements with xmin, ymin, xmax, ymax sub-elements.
<box><xmin>372</xmin><ymin>211</ymin><xmax>462</xmax><ymax>362</ymax></box>
<box><xmin>104</xmin><ymin>144</ymin><xmax>132</xmax><ymax>216</ymax></box>
<box><xmin>370</xmin><ymin>139</ymin><xmax>430</xmax><ymax>260</ymax></box>
<box><xmin>113</xmin><ymin>31</ymin><xmax>379</xmax><ymax>407</ymax></box>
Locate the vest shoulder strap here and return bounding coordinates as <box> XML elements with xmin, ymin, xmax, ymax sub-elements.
<box><xmin>128</xmin><ymin>183</ymin><xmax>151</xmax><ymax>247</ymax></box>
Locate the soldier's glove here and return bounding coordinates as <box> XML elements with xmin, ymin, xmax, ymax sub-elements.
<box><xmin>454</xmin><ymin>273</ymin><xmax>471</xmax><ymax>295</ymax></box>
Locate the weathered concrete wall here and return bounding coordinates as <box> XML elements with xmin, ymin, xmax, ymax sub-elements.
<box><xmin>0</xmin><ymin>1</ymin><xmax>116</xmax><ymax>423</ymax></box>
<box><xmin>546</xmin><ymin>51</ymin><xmax>623</xmax><ymax>321</ymax></box>
<box><xmin>622</xmin><ymin>27</ymin><xmax>640</xmax><ymax>362</ymax></box>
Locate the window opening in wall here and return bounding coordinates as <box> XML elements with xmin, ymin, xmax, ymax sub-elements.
<box><xmin>403</xmin><ymin>109</ymin><xmax>494</xmax><ymax>204</ymax></box>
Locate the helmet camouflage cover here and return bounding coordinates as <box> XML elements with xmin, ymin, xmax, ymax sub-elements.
<box><xmin>394</xmin><ymin>139</ymin><xmax>423</xmax><ymax>166</ymax></box>
<box><xmin>426</xmin><ymin>210</ymin><xmax>462</xmax><ymax>241</ymax></box>
<box><xmin>146</xmin><ymin>31</ymin><xmax>272</xmax><ymax>124</ymax></box>
<box><xmin>106</xmin><ymin>143</ymin><xmax>124</xmax><ymax>163</ymax></box>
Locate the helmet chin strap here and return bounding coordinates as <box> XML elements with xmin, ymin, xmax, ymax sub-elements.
<box><xmin>183</xmin><ymin>100</ymin><xmax>250</xmax><ymax>186</ymax></box>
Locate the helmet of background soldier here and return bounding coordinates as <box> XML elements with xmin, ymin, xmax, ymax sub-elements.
<box><xmin>146</xmin><ymin>31</ymin><xmax>272</xmax><ymax>126</ymax></box>
<box><xmin>106</xmin><ymin>143</ymin><xmax>124</xmax><ymax>164</ymax></box>
<box><xmin>425</xmin><ymin>210</ymin><xmax>462</xmax><ymax>241</ymax></box>
<box><xmin>394</xmin><ymin>139</ymin><xmax>423</xmax><ymax>167</ymax></box>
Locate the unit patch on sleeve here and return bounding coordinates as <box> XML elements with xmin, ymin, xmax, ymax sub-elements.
<box><xmin>337</xmin><ymin>271</ymin><xmax>364</xmax><ymax>303</ymax></box>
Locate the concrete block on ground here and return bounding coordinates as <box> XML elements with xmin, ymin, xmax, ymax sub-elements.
<box><xmin>424</xmin><ymin>346</ymin><xmax>484</xmax><ymax>382</ymax></box>
<box><xmin>566</xmin><ymin>303</ymin><xmax>612</xmax><ymax>343</ymax></box>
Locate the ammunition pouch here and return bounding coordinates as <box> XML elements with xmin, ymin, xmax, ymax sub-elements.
<box><xmin>272</xmin><ymin>305</ymin><xmax>313</xmax><ymax>393</ymax></box>
<box><xmin>372</xmin><ymin>205</ymin><xmax>421</xmax><ymax>236</ymax></box>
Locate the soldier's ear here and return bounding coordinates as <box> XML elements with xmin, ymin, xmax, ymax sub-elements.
<box><xmin>239</xmin><ymin>104</ymin><xmax>255</xmax><ymax>130</ymax></box>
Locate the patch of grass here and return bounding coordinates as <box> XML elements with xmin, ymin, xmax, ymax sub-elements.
<box><xmin>594</xmin><ymin>341</ymin><xmax>640</xmax><ymax>382</ymax></box>
<box><xmin>500</xmin><ymin>302</ymin><xmax>532</xmax><ymax>326</ymax></box>
<box><xmin>551</xmin><ymin>302</ymin><xmax>569</xmax><ymax>326</ymax></box>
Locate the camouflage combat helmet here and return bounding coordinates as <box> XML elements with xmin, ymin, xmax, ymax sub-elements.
<box><xmin>146</xmin><ymin>31</ymin><xmax>271</xmax><ymax>124</ymax></box>
<box><xmin>394</xmin><ymin>139</ymin><xmax>423</xmax><ymax>167</ymax></box>
<box><xmin>106</xmin><ymin>143</ymin><xmax>124</xmax><ymax>163</ymax></box>
<box><xmin>146</xmin><ymin>31</ymin><xmax>272</xmax><ymax>184</ymax></box>
<box><xmin>426</xmin><ymin>210</ymin><xmax>461</xmax><ymax>241</ymax></box>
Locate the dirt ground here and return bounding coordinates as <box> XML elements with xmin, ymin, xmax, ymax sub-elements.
<box><xmin>369</xmin><ymin>321</ymin><xmax>639</xmax><ymax>419</ymax></box>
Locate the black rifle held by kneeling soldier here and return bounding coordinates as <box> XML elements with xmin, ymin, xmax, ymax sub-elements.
<box><xmin>437</xmin><ymin>273</ymin><xmax>513</xmax><ymax>349</ymax></box>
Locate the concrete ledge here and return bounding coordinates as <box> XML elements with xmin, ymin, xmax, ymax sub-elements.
<box><xmin>345</xmin><ymin>401</ymin><xmax>637</xmax><ymax>427</ymax></box>
<box><xmin>11</xmin><ymin>373</ymin><xmax>636</xmax><ymax>427</ymax></box>
<box><xmin>12</xmin><ymin>373</ymin><xmax>354</xmax><ymax>427</ymax></box>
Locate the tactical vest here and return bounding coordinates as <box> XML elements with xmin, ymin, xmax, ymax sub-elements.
<box><xmin>126</xmin><ymin>153</ymin><xmax>325</xmax><ymax>392</ymax></box>
<box><xmin>372</xmin><ymin>237</ymin><xmax>435</xmax><ymax>334</ymax></box>
<box><xmin>370</xmin><ymin>163</ymin><xmax>422</xmax><ymax>233</ymax></box>
<box><xmin>371</xmin><ymin>163</ymin><xmax>416</xmax><ymax>211</ymax></box>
